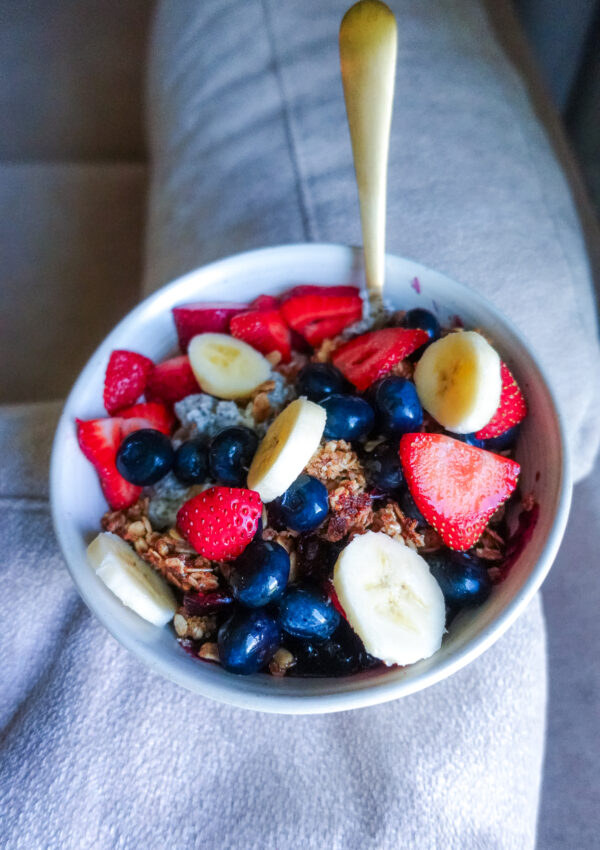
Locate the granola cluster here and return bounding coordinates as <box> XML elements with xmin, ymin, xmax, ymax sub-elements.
<box><xmin>370</xmin><ymin>500</ymin><xmax>424</xmax><ymax>550</ymax></box>
<box><xmin>102</xmin><ymin>498</ymin><xmax>219</xmax><ymax>593</ymax></box>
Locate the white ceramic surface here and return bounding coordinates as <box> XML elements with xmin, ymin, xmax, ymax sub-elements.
<box><xmin>50</xmin><ymin>244</ymin><xmax>572</xmax><ymax>714</ymax></box>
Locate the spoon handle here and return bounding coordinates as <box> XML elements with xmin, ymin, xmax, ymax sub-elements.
<box><xmin>340</xmin><ymin>0</ymin><xmax>397</xmax><ymax>307</ymax></box>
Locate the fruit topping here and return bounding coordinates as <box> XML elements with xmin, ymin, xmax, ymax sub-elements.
<box><xmin>249</xmin><ymin>294</ymin><xmax>280</xmax><ymax>311</ymax></box>
<box><xmin>119</xmin><ymin>402</ymin><xmax>174</xmax><ymax>435</ymax></box>
<box><xmin>146</xmin><ymin>355</ymin><xmax>200</xmax><ymax>406</ymax></box>
<box><xmin>278</xmin><ymin>585</ymin><xmax>341</xmax><ymax>640</ymax></box>
<box><xmin>332</xmin><ymin>327</ymin><xmax>429</xmax><ymax>391</ymax></box>
<box><xmin>413</xmin><ymin>331</ymin><xmax>501</xmax><ymax>433</ymax></box>
<box><xmin>230</xmin><ymin>309</ymin><xmax>292</xmax><ymax>362</ymax></box>
<box><xmin>176</xmin><ymin>486</ymin><xmax>262</xmax><ymax>561</ymax></box>
<box><xmin>281</xmin><ymin>292</ymin><xmax>363</xmax><ymax>346</ymax></box>
<box><xmin>208</xmin><ymin>426</ymin><xmax>259</xmax><ymax>486</ymax></box>
<box><xmin>103</xmin><ymin>350</ymin><xmax>154</xmax><ymax>415</ymax></box>
<box><xmin>228</xmin><ymin>540</ymin><xmax>290</xmax><ymax>608</ymax></box>
<box><xmin>333</xmin><ymin>531</ymin><xmax>446</xmax><ymax>665</ymax></box>
<box><xmin>285</xmin><ymin>620</ymin><xmax>377</xmax><ymax>677</ymax></box>
<box><xmin>115</xmin><ymin>428</ymin><xmax>174</xmax><ymax>486</ymax></box>
<box><xmin>363</xmin><ymin>442</ymin><xmax>404</xmax><ymax>491</ymax></box>
<box><xmin>172</xmin><ymin>302</ymin><xmax>248</xmax><ymax>351</ymax></box>
<box><xmin>425</xmin><ymin>551</ymin><xmax>492</xmax><ymax>608</ymax></box>
<box><xmin>173</xmin><ymin>438</ymin><xmax>209</xmax><ymax>484</ymax></box>
<box><xmin>321</xmin><ymin>394</ymin><xmax>374</xmax><ymax>441</ymax></box>
<box><xmin>76</xmin><ymin>417</ymin><xmax>142</xmax><ymax>509</ymax></box>
<box><xmin>247</xmin><ymin>398</ymin><xmax>326</xmax><ymax>502</ymax></box>
<box><xmin>188</xmin><ymin>333</ymin><xmax>271</xmax><ymax>399</ymax></box>
<box><xmin>483</xmin><ymin>424</ymin><xmax>520</xmax><ymax>452</ymax></box>
<box><xmin>87</xmin><ymin>532</ymin><xmax>177</xmax><ymax>626</ymax></box>
<box><xmin>281</xmin><ymin>284</ymin><xmax>360</xmax><ymax>300</ymax></box>
<box><xmin>401</xmin><ymin>307</ymin><xmax>441</xmax><ymax>342</ymax></box>
<box><xmin>296</xmin><ymin>362</ymin><xmax>351</xmax><ymax>401</ymax></box>
<box><xmin>399</xmin><ymin>433</ymin><xmax>520</xmax><ymax>550</ymax></box>
<box><xmin>271</xmin><ymin>473</ymin><xmax>329</xmax><ymax>533</ymax></box>
<box><xmin>474</xmin><ymin>362</ymin><xmax>527</xmax><ymax>440</ymax></box>
<box><xmin>217</xmin><ymin>608</ymin><xmax>281</xmax><ymax>674</ymax></box>
<box><xmin>369</xmin><ymin>376</ymin><xmax>423</xmax><ymax>437</ymax></box>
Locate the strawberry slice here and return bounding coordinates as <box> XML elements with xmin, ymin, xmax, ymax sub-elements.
<box><xmin>76</xmin><ymin>417</ymin><xmax>141</xmax><ymax>509</ymax></box>
<box><xmin>332</xmin><ymin>327</ymin><xmax>429</xmax><ymax>391</ymax></box>
<box><xmin>399</xmin><ymin>433</ymin><xmax>520</xmax><ymax>551</ymax></box>
<box><xmin>177</xmin><ymin>486</ymin><xmax>262</xmax><ymax>561</ymax></box>
<box><xmin>230</xmin><ymin>309</ymin><xmax>292</xmax><ymax>362</ymax></box>
<box><xmin>281</xmin><ymin>293</ymin><xmax>363</xmax><ymax>346</ymax></box>
<box><xmin>145</xmin><ymin>356</ymin><xmax>200</xmax><ymax>406</ymax></box>
<box><xmin>249</xmin><ymin>294</ymin><xmax>280</xmax><ymax>311</ymax></box>
<box><xmin>120</xmin><ymin>402</ymin><xmax>175</xmax><ymax>435</ymax></box>
<box><xmin>281</xmin><ymin>284</ymin><xmax>361</xmax><ymax>300</ymax></box>
<box><xmin>172</xmin><ymin>302</ymin><xmax>248</xmax><ymax>351</ymax></box>
<box><xmin>103</xmin><ymin>350</ymin><xmax>154</xmax><ymax>415</ymax></box>
<box><xmin>475</xmin><ymin>362</ymin><xmax>527</xmax><ymax>440</ymax></box>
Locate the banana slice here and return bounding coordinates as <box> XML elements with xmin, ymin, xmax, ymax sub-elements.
<box><xmin>87</xmin><ymin>532</ymin><xmax>177</xmax><ymax>626</ymax></box>
<box><xmin>247</xmin><ymin>398</ymin><xmax>326</xmax><ymax>502</ymax></box>
<box><xmin>414</xmin><ymin>331</ymin><xmax>501</xmax><ymax>433</ymax></box>
<box><xmin>333</xmin><ymin>531</ymin><xmax>445</xmax><ymax>666</ymax></box>
<box><xmin>188</xmin><ymin>332</ymin><xmax>271</xmax><ymax>399</ymax></box>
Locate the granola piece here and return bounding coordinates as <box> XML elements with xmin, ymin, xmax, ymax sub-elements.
<box><xmin>276</xmin><ymin>350</ymin><xmax>309</xmax><ymax>382</ymax></box>
<box><xmin>320</xmin><ymin>478</ymin><xmax>374</xmax><ymax>542</ymax></box>
<box><xmin>521</xmin><ymin>491</ymin><xmax>536</xmax><ymax>512</ymax></box>
<box><xmin>265</xmin><ymin>350</ymin><xmax>282</xmax><ymax>367</ymax></box>
<box><xmin>370</xmin><ymin>501</ymin><xmax>425</xmax><ymax>550</ymax></box>
<box><xmin>389</xmin><ymin>359</ymin><xmax>415</xmax><ymax>381</ymax></box>
<box><xmin>419</xmin><ymin>526</ymin><xmax>444</xmax><ymax>553</ymax></box>
<box><xmin>311</xmin><ymin>336</ymin><xmax>344</xmax><ymax>363</ymax></box>
<box><xmin>252</xmin><ymin>391</ymin><xmax>272</xmax><ymax>424</ymax></box>
<box><xmin>473</xmin><ymin>526</ymin><xmax>505</xmax><ymax>562</ymax></box>
<box><xmin>101</xmin><ymin>499</ymin><xmax>220</xmax><ymax>593</ymax></box>
<box><xmin>305</xmin><ymin>440</ymin><xmax>365</xmax><ymax>488</ymax></box>
<box><xmin>269</xmin><ymin>648</ymin><xmax>296</xmax><ymax>677</ymax></box>
<box><xmin>198</xmin><ymin>642</ymin><xmax>220</xmax><ymax>663</ymax></box>
<box><xmin>173</xmin><ymin>609</ymin><xmax>217</xmax><ymax>641</ymax></box>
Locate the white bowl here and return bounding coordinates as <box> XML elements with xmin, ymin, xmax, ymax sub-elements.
<box><xmin>50</xmin><ymin>244</ymin><xmax>572</xmax><ymax>714</ymax></box>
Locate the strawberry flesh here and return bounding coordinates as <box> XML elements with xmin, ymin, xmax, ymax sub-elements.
<box><xmin>145</xmin><ymin>356</ymin><xmax>200</xmax><ymax>406</ymax></box>
<box><xmin>249</xmin><ymin>294</ymin><xmax>280</xmax><ymax>311</ymax></box>
<box><xmin>230</xmin><ymin>308</ymin><xmax>292</xmax><ymax>362</ymax></box>
<box><xmin>103</xmin><ymin>350</ymin><xmax>154</xmax><ymax>415</ymax></box>
<box><xmin>119</xmin><ymin>402</ymin><xmax>175</xmax><ymax>435</ymax></box>
<box><xmin>172</xmin><ymin>302</ymin><xmax>248</xmax><ymax>351</ymax></box>
<box><xmin>332</xmin><ymin>327</ymin><xmax>429</xmax><ymax>391</ymax></box>
<box><xmin>281</xmin><ymin>293</ymin><xmax>363</xmax><ymax>346</ymax></box>
<box><xmin>76</xmin><ymin>417</ymin><xmax>141</xmax><ymax>509</ymax></box>
<box><xmin>281</xmin><ymin>284</ymin><xmax>361</xmax><ymax>300</ymax></box>
<box><xmin>177</xmin><ymin>486</ymin><xmax>262</xmax><ymax>561</ymax></box>
<box><xmin>475</xmin><ymin>362</ymin><xmax>527</xmax><ymax>440</ymax></box>
<box><xmin>399</xmin><ymin>433</ymin><xmax>520</xmax><ymax>551</ymax></box>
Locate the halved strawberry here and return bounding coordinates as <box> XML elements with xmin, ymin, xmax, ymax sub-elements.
<box><xmin>177</xmin><ymin>486</ymin><xmax>262</xmax><ymax>560</ymax></box>
<box><xmin>399</xmin><ymin>433</ymin><xmax>520</xmax><ymax>551</ymax></box>
<box><xmin>281</xmin><ymin>292</ymin><xmax>363</xmax><ymax>346</ymax></box>
<box><xmin>230</xmin><ymin>309</ymin><xmax>292</xmax><ymax>362</ymax></box>
<box><xmin>120</xmin><ymin>402</ymin><xmax>175</xmax><ymax>435</ymax></box>
<box><xmin>76</xmin><ymin>417</ymin><xmax>141</xmax><ymax>509</ymax></box>
<box><xmin>332</xmin><ymin>327</ymin><xmax>429</xmax><ymax>391</ymax></box>
<box><xmin>281</xmin><ymin>284</ymin><xmax>360</xmax><ymax>300</ymax></box>
<box><xmin>249</xmin><ymin>294</ymin><xmax>280</xmax><ymax>311</ymax></box>
<box><xmin>145</xmin><ymin>356</ymin><xmax>200</xmax><ymax>406</ymax></box>
<box><xmin>103</xmin><ymin>350</ymin><xmax>154</xmax><ymax>415</ymax></box>
<box><xmin>475</xmin><ymin>362</ymin><xmax>527</xmax><ymax>440</ymax></box>
<box><xmin>172</xmin><ymin>302</ymin><xmax>248</xmax><ymax>351</ymax></box>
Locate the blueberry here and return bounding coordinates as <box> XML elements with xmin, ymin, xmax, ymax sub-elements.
<box><xmin>321</xmin><ymin>394</ymin><xmax>374</xmax><ymax>441</ymax></box>
<box><xmin>296</xmin><ymin>363</ymin><xmax>351</xmax><ymax>402</ymax></box>
<box><xmin>217</xmin><ymin>609</ymin><xmax>281</xmax><ymax>674</ymax></box>
<box><xmin>286</xmin><ymin>621</ymin><xmax>379</xmax><ymax>677</ymax></box>
<box><xmin>363</xmin><ymin>443</ymin><xmax>403</xmax><ymax>491</ymax></box>
<box><xmin>397</xmin><ymin>485</ymin><xmax>425</xmax><ymax>525</ymax></box>
<box><xmin>173</xmin><ymin>438</ymin><xmax>209</xmax><ymax>484</ymax></box>
<box><xmin>115</xmin><ymin>428</ymin><xmax>174</xmax><ymax>486</ymax></box>
<box><xmin>484</xmin><ymin>425</ymin><xmax>520</xmax><ymax>452</ymax></box>
<box><xmin>426</xmin><ymin>551</ymin><xmax>491</xmax><ymax>608</ymax></box>
<box><xmin>271</xmin><ymin>474</ymin><xmax>329</xmax><ymax>533</ymax></box>
<box><xmin>209</xmin><ymin>426</ymin><xmax>258</xmax><ymax>486</ymax></box>
<box><xmin>402</xmin><ymin>308</ymin><xmax>441</xmax><ymax>341</ymax></box>
<box><xmin>452</xmin><ymin>432</ymin><xmax>485</xmax><ymax>449</ymax></box>
<box><xmin>228</xmin><ymin>540</ymin><xmax>290</xmax><ymax>608</ymax></box>
<box><xmin>278</xmin><ymin>585</ymin><xmax>341</xmax><ymax>639</ymax></box>
<box><xmin>295</xmin><ymin>535</ymin><xmax>344</xmax><ymax>583</ymax></box>
<box><xmin>370</xmin><ymin>376</ymin><xmax>423</xmax><ymax>438</ymax></box>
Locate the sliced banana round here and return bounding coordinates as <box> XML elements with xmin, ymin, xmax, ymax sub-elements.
<box><xmin>188</xmin><ymin>332</ymin><xmax>271</xmax><ymax>399</ymax></box>
<box><xmin>87</xmin><ymin>532</ymin><xmax>177</xmax><ymax>626</ymax></box>
<box><xmin>414</xmin><ymin>330</ymin><xmax>501</xmax><ymax>433</ymax></box>
<box><xmin>247</xmin><ymin>398</ymin><xmax>326</xmax><ymax>502</ymax></box>
<box><xmin>333</xmin><ymin>531</ymin><xmax>445</xmax><ymax>666</ymax></box>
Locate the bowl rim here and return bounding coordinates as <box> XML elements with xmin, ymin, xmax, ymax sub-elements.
<box><xmin>50</xmin><ymin>242</ymin><xmax>573</xmax><ymax>714</ymax></box>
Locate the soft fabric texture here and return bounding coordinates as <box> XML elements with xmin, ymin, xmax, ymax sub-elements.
<box><xmin>1</xmin><ymin>1</ymin><xmax>599</xmax><ymax>849</ymax></box>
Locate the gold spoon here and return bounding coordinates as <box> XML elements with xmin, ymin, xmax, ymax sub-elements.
<box><xmin>340</xmin><ymin>0</ymin><xmax>397</xmax><ymax>314</ymax></box>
